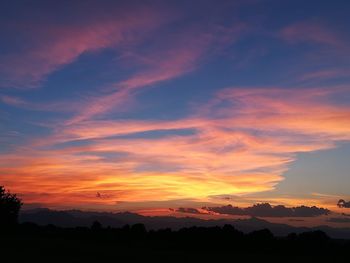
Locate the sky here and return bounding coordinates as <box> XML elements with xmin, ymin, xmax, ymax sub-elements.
<box><xmin>0</xmin><ymin>0</ymin><xmax>350</xmax><ymax>226</ymax></box>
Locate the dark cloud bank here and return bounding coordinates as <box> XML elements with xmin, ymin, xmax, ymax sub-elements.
<box><xmin>176</xmin><ymin>203</ymin><xmax>330</xmax><ymax>217</ymax></box>
<box><xmin>174</xmin><ymin>207</ymin><xmax>203</xmax><ymax>214</ymax></box>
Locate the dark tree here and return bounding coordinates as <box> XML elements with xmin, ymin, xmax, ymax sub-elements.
<box><xmin>91</xmin><ymin>220</ymin><xmax>102</xmax><ymax>231</ymax></box>
<box><xmin>0</xmin><ymin>186</ymin><xmax>23</xmax><ymax>229</ymax></box>
<box><xmin>131</xmin><ymin>223</ymin><xmax>147</xmax><ymax>237</ymax></box>
<box><xmin>337</xmin><ymin>199</ymin><xmax>350</xmax><ymax>208</ymax></box>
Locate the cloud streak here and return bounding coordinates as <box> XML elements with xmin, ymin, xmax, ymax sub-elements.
<box><xmin>0</xmin><ymin>2</ymin><xmax>168</xmax><ymax>88</ymax></box>
<box><xmin>281</xmin><ymin>21</ymin><xmax>344</xmax><ymax>47</ymax></box>
<box><xmin>66</xmin><ymin>22</ymin><xmax>247</xmax><ymax>123</ymax></box>
<box><xmin>1</xmin><ymin>86</ymin><xmax>350</xmax><ymax>209</ymax></box>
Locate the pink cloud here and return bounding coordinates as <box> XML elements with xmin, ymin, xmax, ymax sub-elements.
<box><xmin>298</xmin><ymin>69</ymin><xmax>350</xmax><ymax>82</ymax></box>
<box><xmin>0</xmin><ymin>6</ymin><xmax>168</xmax><ymax>89</ymax></box>
<box><xmin>0</xmin><ymin>95</ymin><xmax>27</xmax><ymax>107</ymax></box>
<box><xmin>66</xmin><ymin>23</ymin><xmax>248</xmax><ymax>124</ymax></box>
<box><xmin>280</xmin><ymin>21</ymin><xmax>343</xmax><ymax>47</ymax></box>
<box><xmin>0</xmin><ymin>94</ymin><xmax>79</xmax><ymax>112</ymax></box>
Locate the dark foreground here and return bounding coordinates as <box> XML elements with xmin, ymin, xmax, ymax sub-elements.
<box><xmin>1</xmin><ymin>223</ymin><xmax>349</xmax><ymax>262</ymax></box>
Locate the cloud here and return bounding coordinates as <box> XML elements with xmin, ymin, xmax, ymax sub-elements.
<box><xmin>175</xmin><ymin>207</ymin><xmax>203</xmax><ymax>214</ymax></box>
<box><xmin>66</xmin><ymin>22</ymin><xmax>247</xmax><ymax>123</ymax></box>
<box><xmin>298</xmin><ymin>69</ymin><xmax>350</xmax><ymax>83</ymax></box>
<box><xmin>280</xmin><ymin>21</ymin><xmax>350</xmax><ymax>87</ymax></box>
<box><xmin>203</xmin><ymin>203</ymin><xmax>330</xmax><ymax>217</ymax></box>
<box><xmin>337</xmin><ymin>199</ymin><xmax>350</xmax><ymax>208</ymax></box>
<box><xmin>0</xmin><ymin>94</ymin><xmax>78</xmax><ymax>112</ymax></box>
<box><xmin>96</xmin><ymin>192</ymin><xmax>112</xmax><ymax>199</ymax></box>
<box><xmin>0</xmin><ymin>95</ymin><xmax>27</xmax><ymax>106</ymax></box>
<box><xmin>1</xmin><ymin>87</ymin><xmax>350</xmax><ymax>209</ymax></box>
<box><xmin>0</xmin><ymin>2</ymin><xmax>168</xmax><ymax>88</ymax></box>
<box><xmin>1</xmin><ymin>2</ymin><xmax>349</xmax><ymax>214</ymax></box>
<box><xmin>327</xmin><ymin>217</ymin><xmax>350</xmax><ymax>223</ymax></box>
<box><xmin>280</xmin><ymin>21</ymin><xmax>343</xmax><ymax>47</ymax></box>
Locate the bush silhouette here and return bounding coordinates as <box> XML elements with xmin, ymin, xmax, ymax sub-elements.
<box><xmin>0</xmin><ymin>186</ymin><xmax>22</xmax><ymax>229</ymax></box>
<box><xmin>91</xmin><ymin>220</ymin><xmax>102</xmax><ymax>231</ymax></box>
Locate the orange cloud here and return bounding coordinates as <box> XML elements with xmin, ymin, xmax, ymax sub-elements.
<box><xmin>1</xmin><ymin>87</ymin><xmax>350</xmax><ymax>210</ymax></box>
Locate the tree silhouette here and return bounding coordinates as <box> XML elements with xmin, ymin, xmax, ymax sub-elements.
<box><xmin>337</xmin><ymin>199</ymin><xmax>350</xmax><ymax>208</ymax></box>
<box><xmin>91</xmin><ymin>220</ymin><xmax>102</xmax><ymax>231</ymax></box>
<box><xmin>0</xmin><ymin>186</ymin><xmax>23</xmax><ymax>229</ymax></box>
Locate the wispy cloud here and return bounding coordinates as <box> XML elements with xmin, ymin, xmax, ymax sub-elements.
<box><xmin>1</xmin><ymin>87</ymin><xmax>350</xmax><ymax>209</ymax></box>
<box><xmin>298</xmin><ymin>69</ymin><xmax>350</xmax><ymax>83</ymax></box>
<box><xmin>66</xmin><ymin>22</ymin><xmax>248</xmax><ymax>124</ymax></box>
<box><xmin>0</xmin><ymin>3</ymin><xmax>168</xmax><ymax>88</ymax></box>
<box><xmin>1</xmin><ymin>2</ymin><xmax>349</xmax><ymax>213</ymax></box>
<box><xmin>0</xmin><ymin>94</ymin><xmax>78</xmax><ymax>112</ymax></box>
<box><xmin>280</xmin><ymin>21</ymin><xmax>344</xmax><ymax>47</ymax></box>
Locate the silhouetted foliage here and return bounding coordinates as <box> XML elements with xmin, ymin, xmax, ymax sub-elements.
<box><xmin>248</xmin><ymin>228</ymin><xmax>274</xmax><ymax>241</ymax></box>
<box><xmin>1</xmin><ymin>220</ymin><xmax>349</xmax><ymax>262</ymax></box>
<box><xmin>131</xmin><ymin>223</ymin><xmax>146</xmax><ymax>235</ymax></box>
<box><xmin>1</xmin><ymin>195</ymin><xmax>349</xmax><ymax>262</ymax></box>
<box><xmin>298</xmin><ymin>230</ymin><xmax>330</xmax><ymax>243</ymax></box>
<box><xmin>0</xmin><ymin>186</ymin><xmax>22</xmax><ymax>230</ymax></box>
<box><xmin>338</xmin><ymin>199</ymin><xmax>350</xmax><ymax>208</ymax></box>
<box><xmin>91</xmin><ymin>220</ymin><xmax>102</xmax><ymax>230</ymax></box>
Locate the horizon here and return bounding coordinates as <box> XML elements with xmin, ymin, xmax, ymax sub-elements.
<box><xmin>1</xmin><ymin>0</ymin><xmax>350</xmax><ymax>229</ymax></box>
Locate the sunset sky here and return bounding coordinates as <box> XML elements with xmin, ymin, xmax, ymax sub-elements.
<box><xmin>0</xmin><ymin>0</ymin><xmax>350</xmax><ymax>226</ymax></box>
